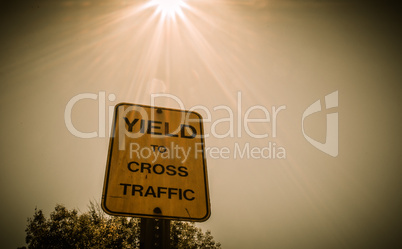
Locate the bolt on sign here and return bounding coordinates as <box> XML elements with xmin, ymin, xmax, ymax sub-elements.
<box><xmin>102</xmin><ymin>103</ymin><xmax>211</xmax><ymax>221</ymax></box>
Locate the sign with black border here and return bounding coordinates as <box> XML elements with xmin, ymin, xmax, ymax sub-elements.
<box><xmin>102</xmin><ymin>103</ymin><xmax>210</xmax><ymax>221</ymax></box>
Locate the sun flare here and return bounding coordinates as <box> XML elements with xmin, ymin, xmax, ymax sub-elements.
<box><xmin>148</xmin><ymin>0</ymin><xmax>186</xmax><ymax>19</ymax></box>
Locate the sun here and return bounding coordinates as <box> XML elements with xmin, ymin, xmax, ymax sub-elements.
<box><xmin>148</xmin><ymin>0</ymin><xmax>187</xmax><ymax>19</ymax></box>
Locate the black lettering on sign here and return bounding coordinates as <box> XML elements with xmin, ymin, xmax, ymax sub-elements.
<box><xmin>165</xmin><ymin>122</ymin><xmax>179</xmax><ymax>137</ymax></box>
<box><xmin>166</xmin><ymin>165</ymin><xmax>176</xmax><ymax>176</ymax></box>
<box><xmin>168</xmin><ymin>188</ymin><xmax>178</xmax><ymax>199</ymax></box>
<box><xmin>119</xmin><ymin>183</ymin><xmax>195</xmax><ymax>201</ymax></box>
<box><xmin>141</xmin><ymin>162</ymin><xmax>152</xmax><ymax>173</ymax></box>
<box><xmin>124</xmin><ymin>118</ymin><xmax>139</xmax><ymax>132</ymax></box>
<box><xmin>183</xmin><ymin>189</ymin><xmax>195</xmax><ymax>201</ymax></box>
<box><xmin>153</xmin><ymin>164</ymin><xmax>165</xmax><ymax>174</ymax></box>
<box><xmin>132</xmin><ymin>185</ymin><xmax>143</xmax><ymax>196</ymax></box>
<box><xmin>178</xmin><ymin>166</ymin><xmax>188</xmax><ymax>177</ymax></box>
<box><xmin>120</xmin><ymin>183</ymin><xmax>131</xmax><ymax>195</ymax></box>
<box><xmin>157</xmin><ymin>187</ymin><xmax>167</xmax><ymax>198</ymax></box>
<box><xmin>128</xmin><ymin>161</ymin><xmax>139</xmax><ymax>172</ymax></box>
<box><xmin>147</xmin><ymin>120</ymin><xmax>162</xmax><ymax>135</ymax></box>
<box><xmin>144</xmin><ymin>186</ymin><xmax>156</xmax><ymax>197</ymax></box>
<box><xmin>181</xmin><ymin>124</ymin><xmax>197</xmax><ymax>139</ymax></box>
<box><xmin>123</xmin><ymin>118</ymin><xmax>197</xmax><ymax>139</ymax></box>
<box><xmin>127</xmin><ymin>161</ymin><xmax>188</xmax><ymax>177</ymax></box>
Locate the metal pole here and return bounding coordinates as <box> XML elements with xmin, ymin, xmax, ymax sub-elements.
<box><xmin>140</xmin><ymin>218</ymin><xmax>170</xmax><ymax>249</ymax></box>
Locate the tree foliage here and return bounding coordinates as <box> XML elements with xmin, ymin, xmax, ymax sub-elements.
<box><xmin>20</xmin><ymin>203</ymin><xmax>221</xmax><ymax>249</ymax></box>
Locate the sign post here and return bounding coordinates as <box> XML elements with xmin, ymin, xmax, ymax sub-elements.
<box><xmin>140</xmin><ymin>218</ymin><xmax>170</xmax><ymax>249</ymax></box>
<box><xmin>102</xmin><ymin>103</ymin><xmax>210</xmax><ymax>247</ymax></box>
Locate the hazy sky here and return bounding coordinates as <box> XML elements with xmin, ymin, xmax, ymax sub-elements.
<box><xmin>1</xmin><ymin>0</ymin><xmax>401</xmax><ymax>248</ymax></box>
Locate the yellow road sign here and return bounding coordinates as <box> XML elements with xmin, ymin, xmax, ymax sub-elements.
<box><xmin>102</xmin><ymin>103</ymin><xmax>210</xmax><ymax>221</ymax></box>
